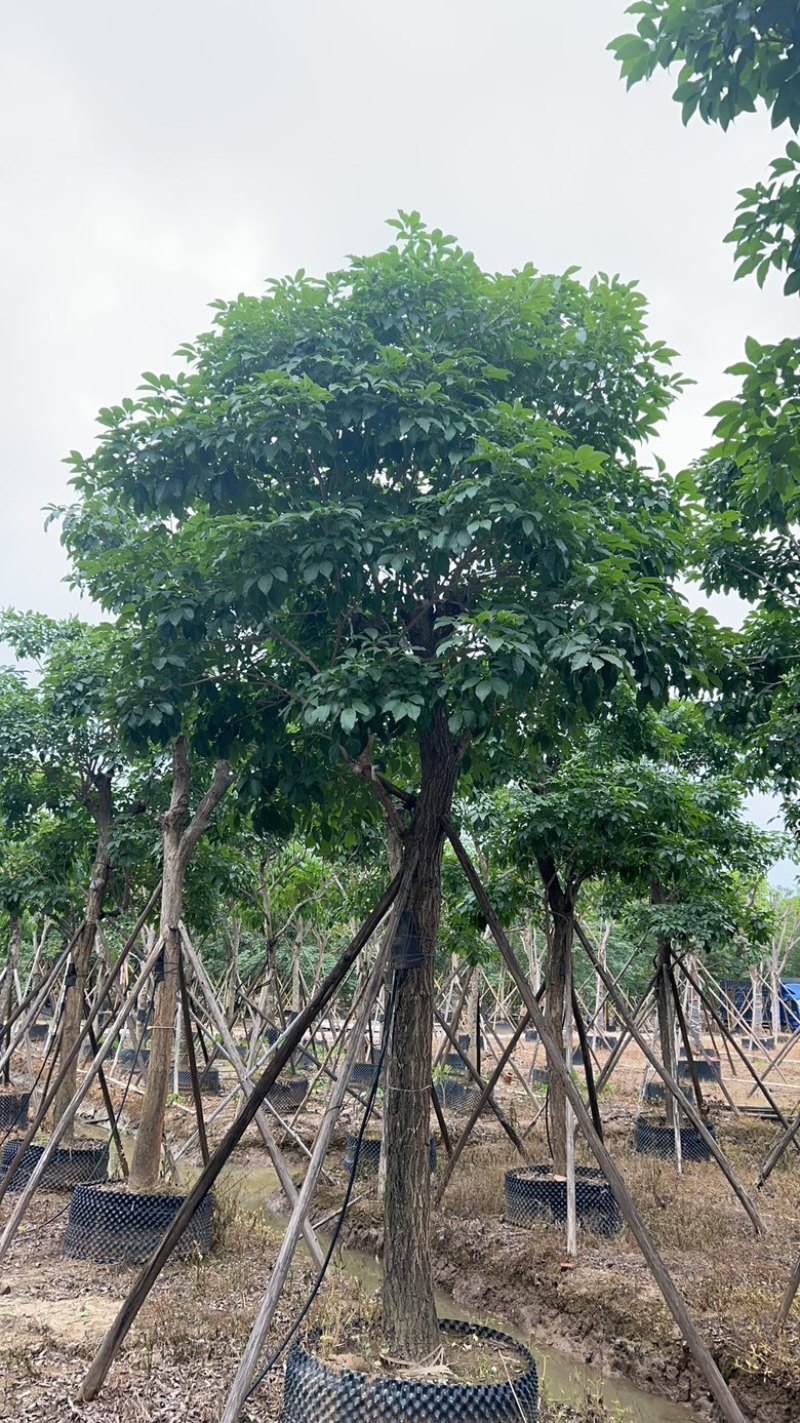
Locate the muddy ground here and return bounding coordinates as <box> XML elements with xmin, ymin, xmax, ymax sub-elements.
<box><xmin>2</xmin><ymin>1031</ymin><xmax>799</xmax><ymax>1421</ymax></box>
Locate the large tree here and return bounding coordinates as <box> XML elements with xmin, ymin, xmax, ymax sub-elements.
<box><xmin>60</xmin><ymin>216</ymin><xmax>706</xmax><ymax>1356</ymax></box>
<box><xmin>610</xmin><ymin>2</ymin><xmax>800</xmax><ymax>844</ymax></box>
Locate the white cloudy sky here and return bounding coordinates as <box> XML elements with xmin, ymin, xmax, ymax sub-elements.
<box><xmin>0</xmin><ymin>1</ymin><xmax>795</xmax><ymax>881</ymax></box>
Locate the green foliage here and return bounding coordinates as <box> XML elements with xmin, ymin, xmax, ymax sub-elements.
<box><xmin>728</xmin><ymin>143</ymin><xmax>800</xmax><ymax>296</ymax></box>
<box><xmin>611</xmin><ymin>2</ymin><xmax>800</xmax><ymax>293</ymax></box>
<box><xmin>57</xmin><ymin>218</ymin><xmax>707</xmax><ymax>849</ymax></box>
<box><xmin>611</xmin><ymin>2</ymin><xmax>800</xmax><ymax>131</ymax></box>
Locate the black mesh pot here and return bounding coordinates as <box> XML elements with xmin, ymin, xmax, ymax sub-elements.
<box><xmin>434</xmin><ymin>1079</ymin><xmax>483</xmax><ymax>1114</ymax></box>
<box><xmin>0</xmin><ymin>1091</ymin><xmax>30</xmax><ymax>1130</ymax></box>
<box><xmin>504</xmin><ymin>1164</ymin><xmax>622</xmax><ymax>1236</ymax></box>
<box><xmin>633</xmin><ymin>1116</ymin><xmax>716</xmax><ymax>1162</ymax></box>
<box><xmin>524</xmin><ymin>1029</ymin><xmax>539</xmax><ymax>1042</ymax></box>
<box><xmin>268</xmin><ymin>1076</ymin><xmax>309</xmax><ymax>1112</ymax></box>
<box><xmin>678</xmin><ymin>1057</ymin><xmax>721</xmax><ymax>1084</ymax></box>
<box><xmin>176</xmin><ymin>1067</ymin><xmax>221</xmax><ymax>1095</ymax></box>
<box><xmin>444</xmin><ymin>1053</ymin><xmax>468</xmax><ymax>1072</ymax></box>
<box><xmin>281</xmin><ymin>1319</ymin><xmax>538</xmax><ymax>1423</ymax></box>
<box><xmin>118</xmin><ymin>1048</ymin><xmax>150</xmax><ymax>1069</ymax></box>
<box><xmin>530</xmin><ymin>1067</ymin><xmax>548</xmax><ymax>1086</ymax></box>
<box><xmin>643</xmin><ymin>1081</ymin><xmax>665</xmax><ymax>1102</ymax></box>
<box><xmin>343</xmin><ymin>1135</ymin><xmax>437</xmax><ymax>1175</ymax></box>
<box><xmin>62</xmin><ymin>1183</ymin><xmax>214</xmax><ymax>1263</ymax></box>
<box><xmin>266</xmin><ymin>1025</ymin><xmax>280</xmax><ymax>1046</ymax></box>
<box><xmin>28</xmin><ymin>1023</ymin><xmax>50</xmax><ymax>1042</ymax></box>
<box><xmin>348</xmin><ymin>1063</ymin><xmax>379</xmax><ymax>1092</ymax></box>
<box><xmin>1</xmin><ymin>1139</ymin><xmax>109</xmax><ymax>1191</ymax></box>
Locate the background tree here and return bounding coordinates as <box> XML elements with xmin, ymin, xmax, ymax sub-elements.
<box><xmin>0</xmin><ymin>613</ymin><xmax>150</xmax><ymax>1138</ymax></box>
<box><xmin>60</xmin><ymin>216</ymin><xmax>708</xmax><ymax>1357</ymax></box>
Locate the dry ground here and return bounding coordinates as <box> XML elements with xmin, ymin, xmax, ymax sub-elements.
<box><xmin>2</xmin><ymin>1029</ymin><xmax>799</xmax><ymax>1421</ymax></box>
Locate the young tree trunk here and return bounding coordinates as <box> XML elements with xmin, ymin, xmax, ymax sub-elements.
<box><xmin>770</xmin><ymin>942</ymin><xmax>783</xmax><ymax>1042</ymax></box>
<box><xmin>291</xmin><ymin>939</ymin><xmax>301</xmax><ymax>1015</ymax></box>
<box><xmin>383</xmin><ymin>707</ymin><xmax>461</xmax><ymax>1360</ymax></box>
<box><xmin>1</xmin><ymin>918</ymin><xmax>22</xmax><ymax>1087</ymax></box>
<box><xmin>539</xmin><ymin>858</ymin><xmax>575</xmax><ymax>1176</ymax></box>
<box><xmin>751</xmin><ymin>965</ymin><xmax>764</xmax><ymax>1043</ymax></box>
<box><xmin>128</xmin><ymin>741</ymin><xmax>232</xmax><ymax>1193</ymax></box>
<box><xmin>656</xmin><ymin>940</ymin><xmax>677</xmax><ymax>1127</ymax></box>
<box><xmin>51</xmin><ymin>775</ymin><xmax>114</xmax><ymax>1142</ymax></box>
<box><xmin>464</xmin><ymin>967</ymin><xmax>480</xmax><ymax>1061</ymax></box>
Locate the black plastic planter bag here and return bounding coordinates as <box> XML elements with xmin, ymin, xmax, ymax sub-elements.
<box><xmin>504</xmin><ymin>1164</ymin><xmax>622</xmax><ymax>1237</ymax></box>
<box><xmin>1</xmin><ymin>1139</ymin><xmax>109</xmax><ymax>1191</ymax></box>
<box><xmin>281</xmin><ymin>1320</ymin><xmax>538</xmax><ymax>1422</ymax></box>
<box><xmin>63</xmin><ymin>1183</ymin><xmax>214</xmax><ymax>1263</ymax></box>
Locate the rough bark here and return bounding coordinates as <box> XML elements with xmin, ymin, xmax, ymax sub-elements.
<box><xmin>383</xmin><ymin>705</ymin><xmax>461</xmax><ymax>1360</ymax></box>
<box><xmin>128</xmin><ymin>740</ymin><xmax>232</xmax><ymax>1192</ymax></box>
<box><xmin>51</xmin><ymin>774</ymin><xmax>113</xmax><ymax>1142</ymax></box>
<box><xmin>539</xmin><ymin>857</ymin><xmax>575</xmax><ymax>1176</ymax></box>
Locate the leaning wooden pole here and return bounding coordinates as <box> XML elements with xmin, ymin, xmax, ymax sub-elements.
<box><xmin>435</xmin><ymin>1010</ymin><xmax>532</xmax><ymax>1204</ymax></box>
<box><xmin>674</xmin><ymin>952</ymin><xmax>798</xmax><ymax>1144</ymax></box>
<box><xmin>219</xmin><ymin>933</ymin><xmax>395</xmax><ymax>1423</ymax></box>
<box><xmin>777</xmin><ymin>1252</ymin><xmax>800</xmax><ymax>1329</ymax></box>
<box><xmin>0</xmin><ymin>932</ymin><xmax>167</xmax><ymax>1265</ymax></box>
<box><xmin>446</xmin><ymin>824</ymin><xmax>751</xmax><ymax>1423</ymax></box>
<box><xmin>78</xmin><ymin>869</ymin><xmax>403</xmax><ymax>1403</ymax></box>
<box><xmin>574</xmin><ymin>920</ymin><xmax>764</xmax><ymax>1236</ymax></box>
<box><xmin>180</xmin><ymin>926</ymin><xmax>325</xmax><ymax>1267</ymax></box>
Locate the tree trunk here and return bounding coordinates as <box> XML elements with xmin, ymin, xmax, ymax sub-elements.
<box><xmin>770</xmin><ymin>943</ymin><xmax>782</xmax><ymax>1042</ymax></box>
<box><xmin>1</xmin><ymin>918</ymin><xmax>22</xmax><ymax>1086</ymax></box>
<box><xmin>51</xmin><ymin>775</ymin><xmax>113</xmax><ymax>1142</ymax></box>
<box><xmin>464</xmin><ymin>967</ymin><xmax>480</xmax><ymax>1061</ymax></box>
<box><xmin>291</xmin><ymin>939</ymin><xmax>301</xmax><ymax>1015</ymax></box>
<box><xmin>128</xmin><ymin>741</ymin><xmax>232</xmax><ymax>1193</ymax></box>
<box><xmin>656</xmin><ymin>941</ymin><xmax>678</xmax><ymax>1127</ymax></box>
<box><xmin>539</xmin><ymin>858</ymin><xmax>575</xmax><ymax>1176</ymax></box>
<box><xmin>383</xmin><ymin>707</ymin><xmax>461</xmax><ymax>1360</ymax></box>
<box><xmin>751</xmin><ymin>965</ymin><xmax>764</xmax><ymax>1043</ymax></box>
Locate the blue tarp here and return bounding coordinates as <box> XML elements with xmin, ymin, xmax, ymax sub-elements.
<box><xmin>720</xmin><ymin>978</ymin><xmax>800</xmax><ymax>1033</ymax></box>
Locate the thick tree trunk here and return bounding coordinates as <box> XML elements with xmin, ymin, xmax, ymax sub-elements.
<box><xmin>128</xmin><ymin>741</ymin><xmax>232</xmax><ymax>1193</ymax></box>
<box><xmin>1</xmin><ymin>918</ymin><xmax>22</xmax><ymax>1086</ymax></box>
<box><xmin>51</xmin><ymin>776</ymin><xmax>113</xmax><ymax>1142</ymax></box>
<box><xmin>539</xmin><ymin>858</ymin><xmax>575</xmax><ymax>1176</ymax></box>
<box><xmin>383</xmin><ymin>707</ymin><xmax>461</xmax><ymax>1360</ymax></box>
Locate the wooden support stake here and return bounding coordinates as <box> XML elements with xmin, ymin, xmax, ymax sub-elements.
<box><xmin>178</xmin><ymin>946</ymin><xmax>209</xmax><ymax>1168</ymax></box>
<box><xmin>219</xmin><ymin>939</ymin><xmax>392</xmax><ymax>1423</ymax></box>
<box><xmin>573</xmin><ymin>920</ymin><xmax>764</xmax><ymax>1234</ymax></box>
<box><xmin>180</xmin><ymin>927</ymin><xmax>325</xmax><ymax>1266</ymax></box>
<box><xmin>446</xmin><ymin>824</ymin><xmax>751</xmax><ymax>1423</ymax></box>
<box><xmin>78</xmin><ymin>867</ymin><xmax>403</xmax><ymax>1403</ymax></box>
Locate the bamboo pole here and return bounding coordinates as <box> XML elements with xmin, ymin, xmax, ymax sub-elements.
<box><xmin>78</xmin><ymin>867</ymin><xmax>403</xmax><ymax>1403</ymax></box>
<box><xmin>446</xmin><ymin>825</ymin><xmax>751</xmax><ymax>1423</ymax></box>
<box><xmin>219</xmin><ymin>938</ymin><xmax>391</xmax><ymax>1423</ymax></box>
<box><xmin>573</xmin><ymin>919</ymin><xmax>764</xmax><ymax>1235</ymax></box>
<box><xmin>0</xmin><ymin>932</ymin><xmax>166</xmax><ymax>1265</ymax></box>
<box><xmin>180</xmin><ymin>927</ymin><xmax>324</xmax><ymax>1268</ymax></box>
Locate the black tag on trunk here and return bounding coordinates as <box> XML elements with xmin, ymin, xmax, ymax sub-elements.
<box><xmin>392</xmin><ymin>906</ymin><xmax>425</xmax><ymax>969</ymax></box>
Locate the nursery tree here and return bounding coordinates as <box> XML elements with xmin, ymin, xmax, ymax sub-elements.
<box><xmin>611</xmin><ymin>3</ymin><xmax>800</xmax><ymax>838</ymax></box>
<box><xmin>476</xmin><ymin>704</ymin><xmax>778</xmax><ymax>1156</ymax></box>
<box><xmin>61</xmin><ymin>217</ymin><xmax>706</xmax><ymax>1357</ymax></box>
<box><xmin>0</xmin><ymin>614</ymin><xmax>148</xmax><ymax>1137</ymax></box>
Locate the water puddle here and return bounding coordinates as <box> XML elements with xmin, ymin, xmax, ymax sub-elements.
<box><xmin>222</xmin><ymin>1162</ymin><xmax>695</xmax><ymax>1423</ymax></box>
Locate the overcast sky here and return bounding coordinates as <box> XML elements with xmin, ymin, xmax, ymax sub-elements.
<box><xmin>1</xmin><ymin>1</ymin><xmax>795</xmax><ymax>881</ymax></box>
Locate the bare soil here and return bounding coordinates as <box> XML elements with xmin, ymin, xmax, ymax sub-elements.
<box><xmin>4</xmin><ymin>1030</ymin><xmax>800</xmax><ymax>1421</ymax></box>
